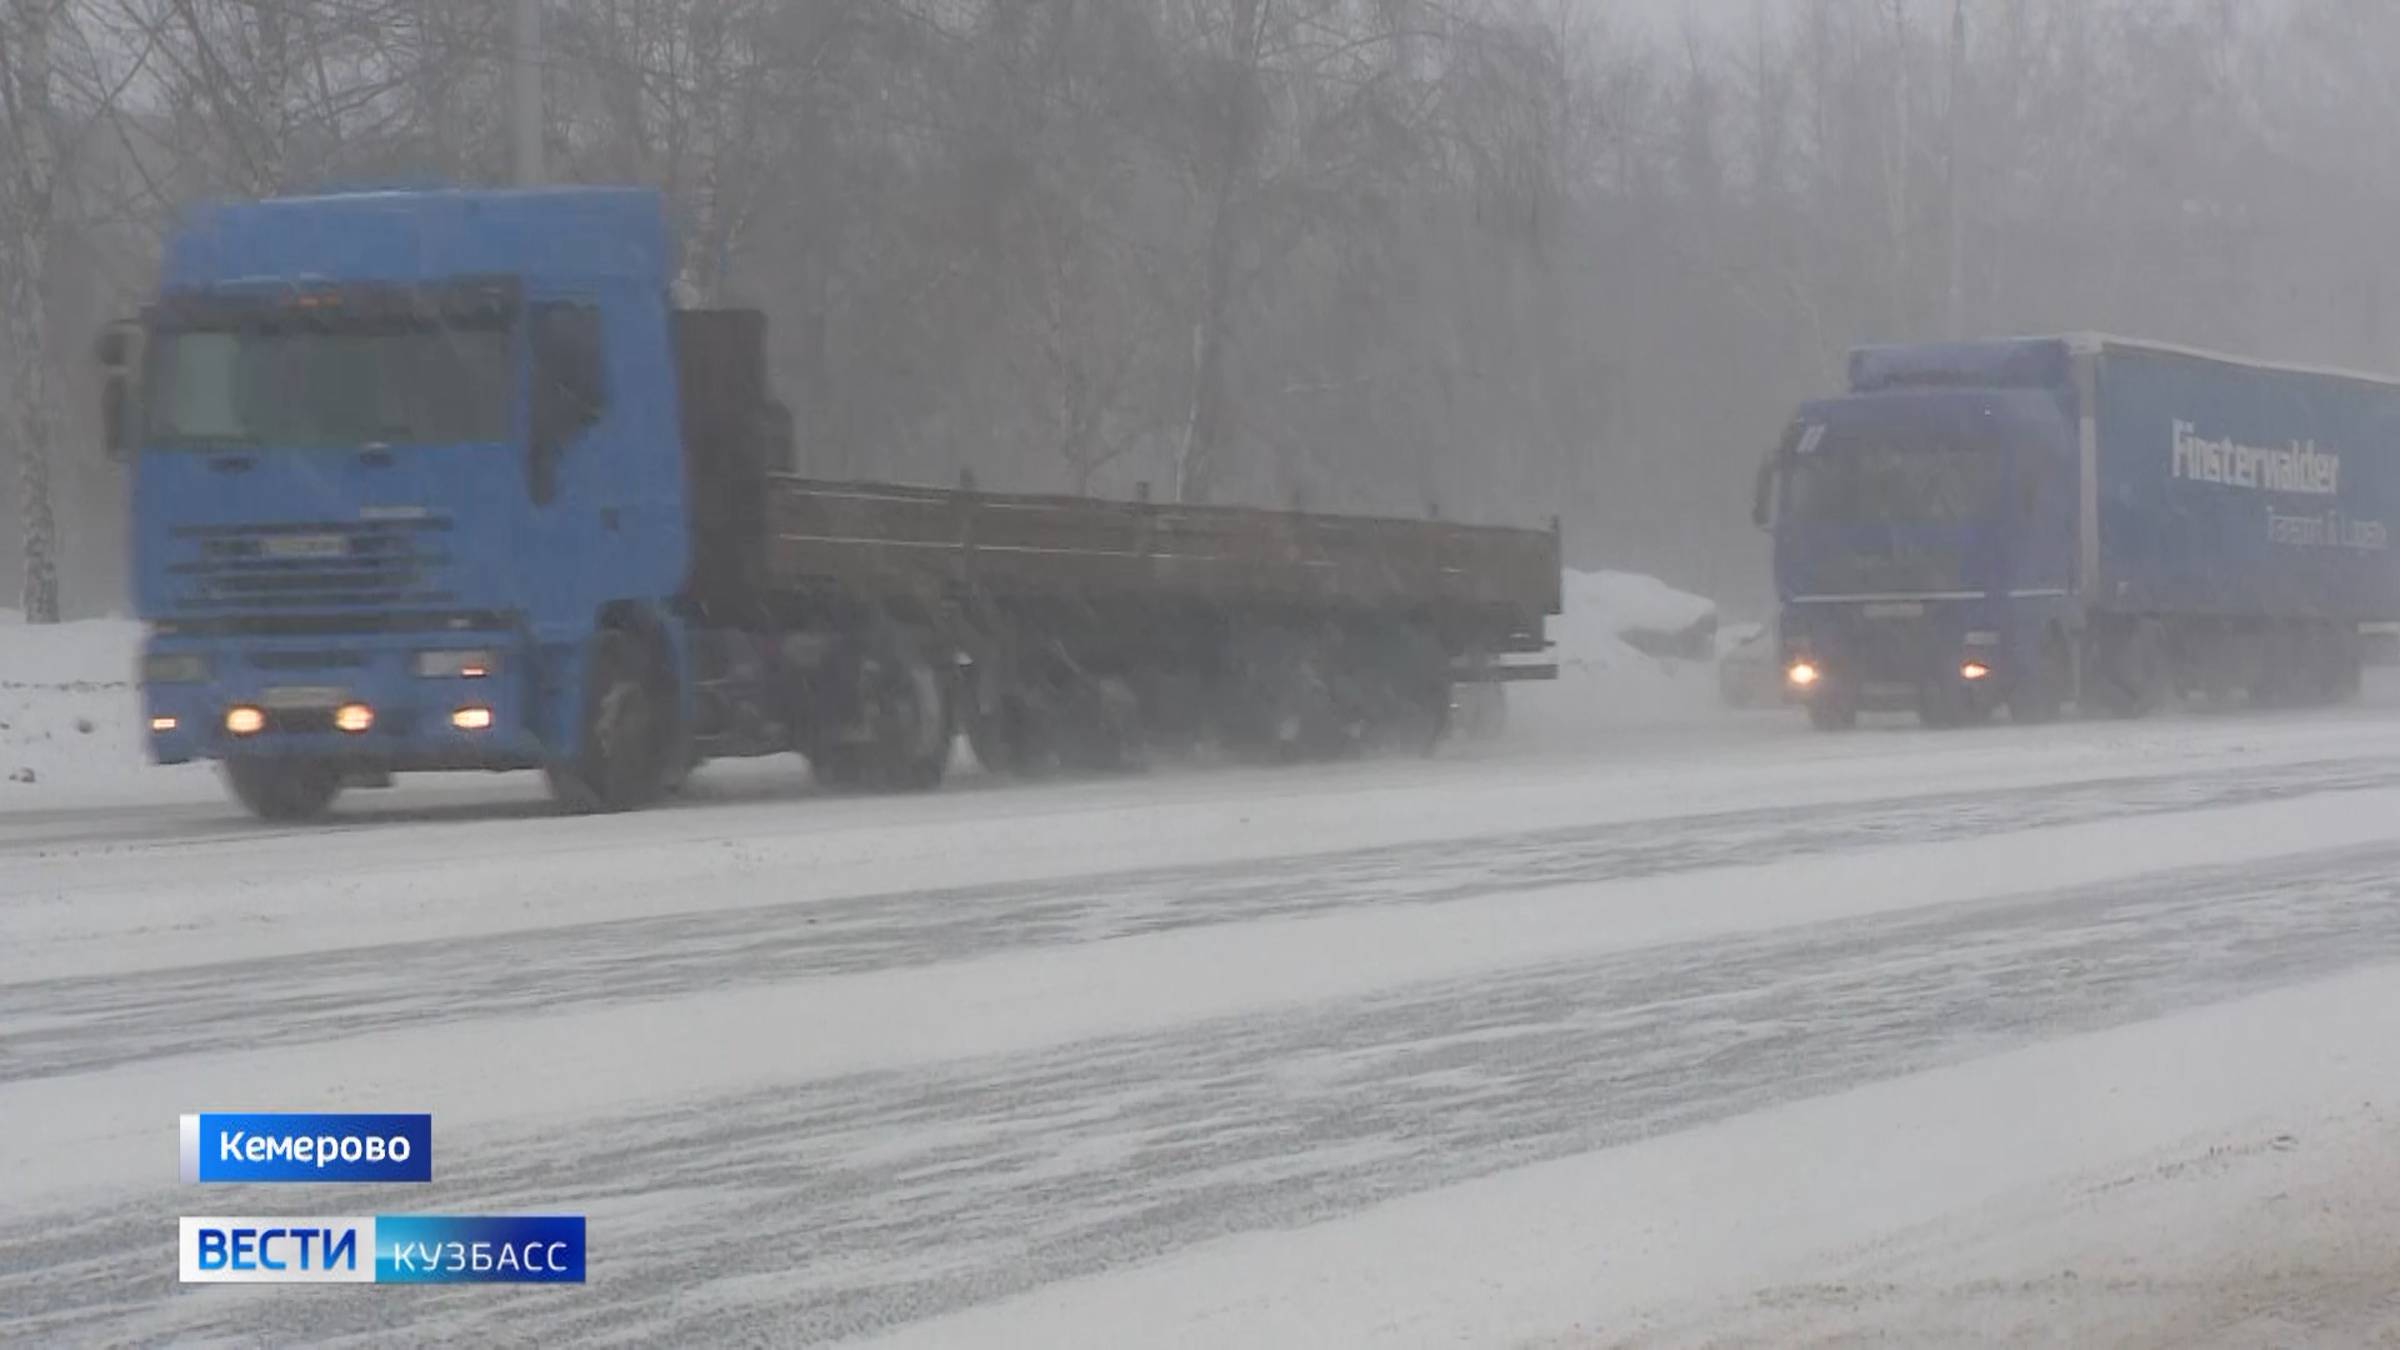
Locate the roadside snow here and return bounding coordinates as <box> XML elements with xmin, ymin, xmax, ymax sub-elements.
<box><xmin>1572</xmin><ymin>569</ymin><xmax>1717</xmax><ymax>640</ymax></box>
<box><xmin>1512</xmin><ymin>569</ymin><xmax>1726</xmax><ymax>734</ymax></box>
<box><xmin>0</xmin><ymin>612</ymin><xmax>148</xmax><ymax>791</ymax></box>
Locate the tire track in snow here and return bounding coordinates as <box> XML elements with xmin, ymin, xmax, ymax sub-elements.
<box><xmin>7</xmin><ymin>755</ymin><xmax>2400</xmax><ymax>1085</ymax></box>
<box><xmin>10</xmin><ymin>840</ymin><xmax>2400</xmax><ymax>1344</ymax></box>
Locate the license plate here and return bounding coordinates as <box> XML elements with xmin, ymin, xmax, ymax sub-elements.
<box><xmin>1862</xmin><ymin>601</ymin><xmax>1926</xmax><ymax>620</ymax></box>
<box><xmin>262</xmin><ymin>534</ymin><xmax>347</xmax><ymax>560</ymax></box>
<box><xmin>261</xmin><ymin>686</ymin><xmax>346</xmax><ymax>709</ymax></box>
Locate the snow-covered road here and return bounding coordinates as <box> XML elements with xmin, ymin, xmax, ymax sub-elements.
<box><xmin>6</xmin><ymin>699</ymin><xmax>2400</xmax><ymax>1345</ymax></box>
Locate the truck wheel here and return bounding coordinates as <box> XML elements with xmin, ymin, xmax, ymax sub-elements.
<box><xmin>2252</xmin><ymin>624</ymin><xmax>2308</xmax><ymax>709</ymax></box>
<box><xmin>548</xmin><ymin>628</ymin><xmax>668</xmax><ymax>814</ymax></box>
<box><xmin>224</xmin><ymin>758</ymin><xmax>343</xmax><ymax>822</ymax></box>
<box><xmin>816</xmin><ymin>638</ymin><xmax>951</xmax><ymax>792</ymax></box>
<box><xmin>964</xmin><ymin>691</ymin><xmax>1050</xmax><ymax>777</ymax></box>
<box><xmin>2326</xmin><ymin>628</ymin><xmax>2365</xmax><ymax>704</ymax></box>
<box><xmin>1378</xmin><ymin>629</ymin><xmax>1454</xmax><ymax>756</ymax></box>
<box><xmin>1452</xmin><ymin>682</ymin><xmax>1508</xmax><ymax>741</ymax></box>
<box><xmin>2296</xmin><ymin>623</ymin><xmax>2362</xmax><ymax>707</ymax></box>
<box><xmin>1060</xmin><ymin>676</ymin><xmax>1147</xmax><ymax>772</ymax></box>
<box><xmin>2008</xmin><ymin>639</ymin><xmax>2070</xmax><ymax>725</ymax></box>
<box><xmin>1225</xmin><ymin>629</ymin><xmax>1350</xmax><ymax>761</ymax></box>
<box><xmin>1271</xmin><ymin>657</ymin><xmax>1351</xmax><ymax>761</ymax></box>
<box><xmin>2089</xmin><ymin>621</ymin><xmax>2167</xmax><ymax>719</ymax></box>
<box><xmin>1917</xmin><ymin>681</ymin><xmax>1979</xmax><ymax>729</ymax></box>
<box><xmin>1399</xmin><ymin>679</ymin><xmax>1453</xmax><ymax>756</ymax></box>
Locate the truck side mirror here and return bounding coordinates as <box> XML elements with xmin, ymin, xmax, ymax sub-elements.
<box><xmin>1751</xmin><ymin>453</ymin><xmax>1778</xmax><ymax>531</ymax></box>
<box><xmin>94</xmin><ymin>322</ymin><xmax>141</xmax><ymax>460</ymax></box>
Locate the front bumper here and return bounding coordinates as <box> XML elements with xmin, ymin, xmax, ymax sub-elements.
<box><xmin>1779</xmin><ymin>603</ymin><xmax>2013</xmax><ymax>710</ymax></box>
<box><xmin>141</xmin><ymin>632</ymin><xmax>546</xmax><ymax>770</ymax></box>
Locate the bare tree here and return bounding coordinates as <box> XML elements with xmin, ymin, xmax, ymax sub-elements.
<box><xmin>0</xmin><ymin>0</ymin><xmax>62</xmax><ymax>621</ymax></box>
<box><xmin>15</xmin><ymin>0</ymin><xmax>2400</xmax><ymax>613</ymax></box>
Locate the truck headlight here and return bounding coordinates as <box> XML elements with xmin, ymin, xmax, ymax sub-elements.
<box><xmin>414</xmin><ymin>649</ymin><xmax>499</xmax><ymax>678</ymax></box>
<box><xmin>143</xmin><ymin>652</ymin><xmax>211</xmax><ymax>683</ymax></box>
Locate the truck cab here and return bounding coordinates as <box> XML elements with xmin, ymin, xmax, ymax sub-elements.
<box><xmin>1758</xmin><ymin>339</ymin><xmax>2083</xmax><ymax>728</ymax></box>
<box><xmin>98</xmin><ymin>188</ymin><xmax>763</xmax><ymax>817</ymax></box>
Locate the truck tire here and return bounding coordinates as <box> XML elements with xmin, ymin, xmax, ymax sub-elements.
<box><xmin>964</xmin><ymin>689</ymin><xmax>1049</xmax><ymax>778</ymax></box>
<box><xmin>960</xmin><ymin>654</ymin><xmax>1048</xmax><ymax>778</ymax></box>
<box><xmin>1270</xmin><ymin>653</ymin><xmax>1352</xmax><ymax>761</ymax></box>
<box><xmin>1224</xmin><ymin>628</ymin><xmax>1351</xmax><ymax>761</ymax></box>
<box><xmin>548</xmin><ymin>628</ymin><xmax>669</xmax><ymax>814</ymax></box>
<box><xmin>814</xmin><ymin>637</ymin><xmax>951</xmax><ymax>792</ymax></box>
<box><xmin>224</xmin><ymin>758</ymin><xmax>343</xmax><ymax>822</ymax></box>
<box><xmin>2326</xmin><ymin>627</ymin><xmax>2366</xmax><ymax>704</ymax></box>
<box><xmin>2088</xmin><ymin>621</ymin><xmax>2168</xmax><ymax>719</ymax></box>
<box><xmin>1393</xmin><ymin>678</ymin><xmax>1453</xmax><ymax>756</ymax></box>
<box><xmin>1059</xmin><ymin>676</ymin><xmax>1147</xmax><ymax>772</ymax></box>
<box><xmin>1452</xmin><ymin>681</ymin><xmax>1508</xmax><ymax>742</ymax></box>
<box><xmin>2292</xmin><ymin>622</ymin><xmax>2362</xmax><ymax>707</ymax></box>
<box><xmin>1379</xmin><ymin>628</ymin><xmax>1454</xmax><ymax>756</ymax></box>
<box><xmin>2008</xmin><ymin>638</ymin><xmax>2070</xmax><ymax>725</ymax></box>
<box><xmin>2252</xmin><ymin>623</ymin><xmax>2309</xmax><ymax>709</ymax></box>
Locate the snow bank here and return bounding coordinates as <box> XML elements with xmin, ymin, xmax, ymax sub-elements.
<box><xmin>1507</xmin><ymin>569</ymin><xmax>1729</xmax><ymax>736</ymax></box>
<box><xmin>1715</xmin><ymin>619</ymin><xmax>1767</xmax><ymax>660</ymax></box>
<box><xmin>1572</xmin><ymin>569</ymin><xmax>1717</xmax><ymax>646</ymax></box>
<box><xmin>0</xmin><ymin>612</ymin><xmax>151</xmax><ymax>790</ymax></box>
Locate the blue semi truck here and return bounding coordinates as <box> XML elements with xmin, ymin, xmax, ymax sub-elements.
<box><xmin>1753</xmin><ymin>334</ymin><xmax>2400</xmax><ymax>729</ymax></box>
<box><xmin>95</xmin><ymin>187</ymin><xmax>1559</xmax><ymax>819</ymax></box>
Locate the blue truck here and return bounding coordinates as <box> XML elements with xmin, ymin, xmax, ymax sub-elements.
<box><xmin>1753</xmin><ymin>334</ymin><xmax>2400</xmax><ymax>729</ymax></box>
<box><xmin>94</xmin><ymin>186</ymin><xmax>1560</xmax><ymax>819</ymax></box>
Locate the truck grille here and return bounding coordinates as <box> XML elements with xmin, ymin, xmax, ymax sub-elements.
<box><xmin>1815</xmin><ymin>546</ymin><xmax>1964</xmax><ymax>596</ymax></box>
<box><xmin>248</xmin><ymin>650</ymin><xmax>370</xmax><ymax>670</ymax></box>
<box><xmin>168</xmin><ymin>518</ymin><xmax>455</xmax><ymax>611</ymax></box>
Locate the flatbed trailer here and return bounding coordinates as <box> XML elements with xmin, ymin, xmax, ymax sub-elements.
<box><xmin>766</xmin><ymin>478</ymin><xmax>1557</xmax><ymax>651</ymax></box>
<box><xmin>706</xmin><ymin>472</ymin><xmax>1562</xmax><ymax>782</ymax></box>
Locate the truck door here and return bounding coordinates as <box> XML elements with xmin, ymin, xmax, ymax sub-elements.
<box><xmin>517</xmin><ymin>297</ymin><xmax>609</xmax><ymax>628</ymax></box>
<box><xmin>515</xmin><ymin>290</ymin><xmax>689</xmax><ymax>632</ymax></box>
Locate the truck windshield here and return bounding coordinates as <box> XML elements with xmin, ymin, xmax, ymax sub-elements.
<box><xmin>146</xmin><ymin>323</ymin><xmax>513</xmax><ymax>450</ymax></box>
<box><xmin>1785</xmin><ymin>435</ymin><xmax>2004</xmax><ymax>526</ymax></box>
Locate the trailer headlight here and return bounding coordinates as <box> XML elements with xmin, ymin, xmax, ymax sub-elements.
<box><xmin>143</xmin><ymin>652</ymin><xmax>211</xmax><ymax>683</ymax></box>
<box><xmin>414</xmin><ymin>649</ymin><xmax>499</xmax><ymax>679</ymax></box>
